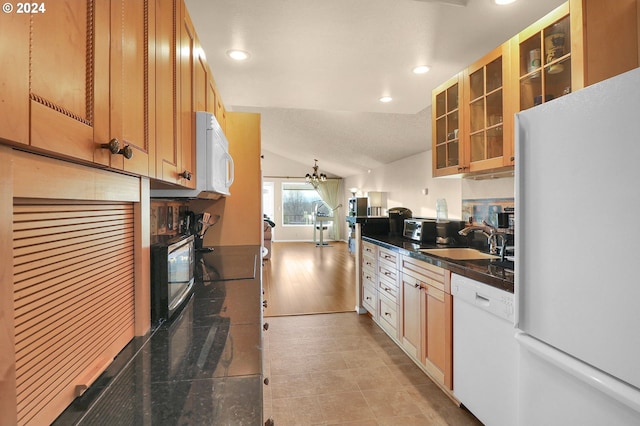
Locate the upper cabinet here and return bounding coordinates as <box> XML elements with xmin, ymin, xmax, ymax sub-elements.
<box><xmin>432</xmin><ymin>74</ymin><xmax>463</xmax><ymax>177</ymax></box>
<box><xmin>106</xmin><ymin>0</ymin><xmax>154</xmax><ymax>175</ymax></box>
<box><xmin>464</xmin><ymin>42</ymin><xmax>515</xmax><ymax>173</ymax></box>
<box><xmin>0</xmin><ymin>0</ymin><xmax>228</xmax><ymax>189</ymax></box>
<box><xmin>2</xmin><ymin>0</ymin><xmax>153</xmax><ymax>171</ymax></box>
<box><xmin>9</xmin><ymin>1</ymin><xmax>111</xmax><ymax>164</ymax></box>
<box><xmin>433</xmin><ymin>0</ymin><xmax>639</xmax><ymax>177</ymax></box>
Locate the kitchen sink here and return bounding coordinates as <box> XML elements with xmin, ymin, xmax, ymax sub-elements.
<box><xmin>419</xmin><ymin>248</ymin><xmax>499</xmax><ymax>260</ymax></box>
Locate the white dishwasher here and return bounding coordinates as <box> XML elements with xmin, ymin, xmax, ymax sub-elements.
<box><xmin>451</xmin><ymin>273</ymin><xmax>516</xmax><ymax>426</ymax></box>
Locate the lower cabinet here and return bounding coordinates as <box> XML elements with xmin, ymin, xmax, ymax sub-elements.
<box><xmin>361</xmin><ymin>241</ymin><xmax>453</xmax><ymax>396</ymax></box>
<box><xmin>402</xmin><ymin>254</ymin><xmax>453</xmax><ymax>391</ymax></box>
<box><xmin>360</xmin><ymin>239</ymin><xmax>454</xmax><ymax>394</ymax></box>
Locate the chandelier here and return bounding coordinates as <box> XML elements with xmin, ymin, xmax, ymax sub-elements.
<box><xmin>305</xmin><ymin>159</ymin><xmax>327</xmax><ymax>188</ymax></box>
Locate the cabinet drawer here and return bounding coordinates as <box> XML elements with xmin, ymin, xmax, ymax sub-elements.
<box><xmin>379</xmin><ymin>294</ymin><xmax>398</xmax><ymax>337</ymax></box>
<box><xmin>401</xmin><ymin>255</ymin><xmax>449</xmax><ymax>293</ymax></box>
<box><xmin>362</xmin><ymin>282</ymin><xmax>377</xmax><ymax>315</ymax></box>
<box><xmin>362</xmin><ymin>252</ymin><xmax>376</xmax><ymax>272</ymax></box>
<box><xmin>362</xmin><ymin>241</ymin><xmax>377</xmax><ymax>257</ymax></box>
<box><xmin>378</xmin><ymin>246</ymin><xmax>399</xmax><ymax>267</ymax></box>
<box><xmin>362</xmin><ymin>266</ymin><xmax>377</xmax><ymax>286</ymax></box>
<box><xmin>378</xmin><ymin>274</ymin><xmax>398</xmax><ymax>303</ymax></box>
<box><xmin>378</xmin><ymin>262</ymin><xmax>398</xmax><ymax>283</ymax></box>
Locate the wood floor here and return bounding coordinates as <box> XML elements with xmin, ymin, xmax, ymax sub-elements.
<box><xmin>263</xmin><ymin>241</ymin><xmax>356</xmax><ymax>317</ymax></box>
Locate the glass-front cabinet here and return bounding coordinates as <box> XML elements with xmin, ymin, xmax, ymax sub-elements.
<box><xmin>431</xmin><ymin>0</ymin><xmax>639</xmax><ymax>178</ymax></box>
<box><xmin>517</xmin><ymin>4</ymin><xmax>573</xmax><ymax>111</ymax></box>
<box><xmin>432</xmin><ymin>74</ymin><xmax>463</xmax><ymax>177</ymax></box>
<box><xmin>463</xmin><ymin>41</ymin><xmax>514</xmax><ymax>172</ymax></box>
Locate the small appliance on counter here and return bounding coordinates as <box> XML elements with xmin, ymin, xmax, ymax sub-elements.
<box><xmin>403</xmin><ymin>218</ymin><xmax>437</xmax><ymax>244</ymax></box>
<box><xmin>388</xmin><ymin>207</ymin><xmax>412</xmax><ymax>236</ymax></box>
<box><xmin>150</xmin><ymin>234</ymin><xmax>195</xmax><ymax>326</ymax></box>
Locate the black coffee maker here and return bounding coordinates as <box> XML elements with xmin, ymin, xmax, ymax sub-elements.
<box><xmin>388</xmin><ymin>207</ymin><xmax>412</xmax><ymax>236</ymax></box>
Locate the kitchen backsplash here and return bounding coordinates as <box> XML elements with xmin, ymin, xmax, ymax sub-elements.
<box><xmin>461</xmin><ymin>198</ymin><xmax>514</xmax><ymax>228</ymax></box>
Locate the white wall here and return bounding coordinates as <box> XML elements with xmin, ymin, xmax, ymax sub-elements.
<box><xmin>344</xmin><ymin>151</ymin><xmax>463</xmax><ymax>220</ymax></box>
<box><xmin>263</xmin><ymin>147</ymin><xmax>515</xmax><ymax>242</ymax></box>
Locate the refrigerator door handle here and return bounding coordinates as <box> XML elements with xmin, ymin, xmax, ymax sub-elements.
<box><xmin>515</xmin><ymin>331</ymin><xmax>640</xmax><ymax>413</ymax></box>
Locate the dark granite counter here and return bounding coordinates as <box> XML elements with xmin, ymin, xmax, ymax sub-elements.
<box><xmin>54</xmin><ymin>245</ymin><xmax>264</xmax><ymax>426</ymax></box>
<box><xmin>363</xmin><ymin>234</ymin><xmax>514</xmax><ymax>293</ymax></box>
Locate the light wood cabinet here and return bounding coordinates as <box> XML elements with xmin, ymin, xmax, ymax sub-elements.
<box><xmin>106</xmin><ymin>0</ymin><xmax>153</xmax><ymax>175</ymax></box>
<box><xmin>154</xmin><ymin>0</ymin><xmax>196</xmax><ymax>188</ymax></box>
<box><xmin>24</xmin><ymin>0</ymin><xmax>111</xmax><ymax>165</ymax></box>
<box><xmin>433</xmin><ymin>0</ymin><xmax>639</xmax><ymax>177</ymax></box>
<box><xmin>3</xmin><ymin>0</ymin><xmax>156</xmax><ymax>172</ymax></box>
<box><xmin>514</xmin><ymin>0</ymin><xmax>638</xmax><ymax>111</ymax></box>
<box><xmin>401</xmin><ymin>255</ymin><xmax>453</xmax><ymax>390</ymax></box>
<box><xmin>432</xmin><ymin>74</ymin><xmax>463</xmax><ymax>177</ymax></box>
<box><xmin>463</xmin><ymin>41</ymin><xmax>515</xmax><ymax>171</ymax></box>
<box><xmin>361</xmin><ymin>241</ymin><xmax>378</xmax><ymax>318</ymax></box>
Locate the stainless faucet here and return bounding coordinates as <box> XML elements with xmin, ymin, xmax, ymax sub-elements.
<box><xmin>459</xmin><ymin>220</ymin><xmax>504</xmax><ymax>255</ymax></box>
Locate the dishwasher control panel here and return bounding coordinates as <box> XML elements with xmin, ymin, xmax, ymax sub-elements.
<box><xmin>451</xmin><ymin>273</ymin><xmax>515</xmax><ymax>324</ymax></box>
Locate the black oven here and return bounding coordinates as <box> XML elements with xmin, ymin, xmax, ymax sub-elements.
<box><xmin>151</xmin><ymin>234</ymin><xmax>195</xmax><ymax>325</ymax></box>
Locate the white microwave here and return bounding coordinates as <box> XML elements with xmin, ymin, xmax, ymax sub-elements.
<box><xmin>151</xmin><ymin>111</ymin><xmax>234</xmax><ymax>199</ymax></box>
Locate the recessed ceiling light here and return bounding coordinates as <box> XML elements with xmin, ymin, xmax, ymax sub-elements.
<box><xmin>413</xmin><ymin>65</ymin><xmax>431</xmax><ymax>74</ymax></box>
<box><xmin>226</xmin><ymin>50</ymin><xmax>250</xmax><ymax>61</ymax></box>
<box><xmin>494</xmin><ymin>0</ymin><xmax>517</xmax><ymax>5</ymax></box>
<box><xmin>379</xmin><ymin>96</ymin><xmax>393</xmax><ymax>103</ymax></box>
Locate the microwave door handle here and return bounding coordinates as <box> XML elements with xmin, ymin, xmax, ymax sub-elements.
<box><xmin>225</xmin><ymin>152</ymin><xmax>234</xmax><ymax>187</ymax></box>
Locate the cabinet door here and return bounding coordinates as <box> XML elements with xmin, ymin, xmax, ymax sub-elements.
<box><xmin>432</xmin><ymin>74</ymin><xmax>464</xmax><ymax>177</ymax></box>
<box><xmin>0</xmin><ymin>12</ymin><xmax>29</xmax><ymax>145</ymax></box>
<box><xmin>401</xmin><ymin>273</ymin><xmax>421</xmax><ymax>360</ymax></box>
<box><xmin>29</xmin><ymin>0</ymin><xmax>111</xmax><ymax>164</ymax></box>
<box><xmin>464</xmin><ymin>41</ymin><xmax>515</xmax><ymax>171</ymax></box>
<box><xmin>154</xmin><ymin>0</ymin><xmax>179</xmax><ymax>183</ymax></box>
<box><xmin>206</xmin><ymin>79</ymin><xmax>217</xmax><ymax>114</ymax></box>
<box><xmin>108</xmin><ymin>0</ymin><xmax>152</xmax><ymax>175</ymax></box>
<box><xmin>195</xmin><ymin>51</ymin><xmax>208</xmax><ymax>113</ymax></box>
<box><xmin>516</xmin><ymin>3</ymin><xmax>573</xmax><ymax>111</ymax></box>
<box><xmin>423</xmin><ymin>285</ymin><xmax>453</xmax><ymax>390</ymax></box>
<box><xmin>177</xmin><ymin>0</ymin><xmax>196</xmax><ymax>189</ymax></box>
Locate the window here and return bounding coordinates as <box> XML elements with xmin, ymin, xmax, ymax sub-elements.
<box><xmin>281</xmin><ymin>182</ymin><xmax>325</xmax><ymax>225</ymax></box>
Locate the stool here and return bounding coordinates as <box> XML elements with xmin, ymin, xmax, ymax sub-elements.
<box><xmin>315</xmin><ymin>224</ymin><xmax>328</xmax><ymax>246</ymax></box>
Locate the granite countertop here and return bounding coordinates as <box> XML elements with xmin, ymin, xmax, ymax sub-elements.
<box><xmin>363</xmin><ymin>234</ymin><xmax>514</xmax><ymax>293</ymax></box>
<box><xmin>54</xmin><ymin>245</ymin><xmax>264</xmax><ymax>425</ymax></box>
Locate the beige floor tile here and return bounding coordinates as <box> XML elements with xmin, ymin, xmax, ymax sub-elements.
<box><xmin>361</xmin><ymin>388</ymin><xmax>425</xmax><ymax>418</ymax></box>
<box><xmin>271</xmin><ymin>395</ymin><xmax>324</xmax><ymax>425</ymax></box>
<box><xmin>339</xmin><ymin>349</ymin><xmax>388</xmax><ymax>369</ymax></box>
<box><xmin>350</xmin><ymin>365</ymin><xmax>406</xmax><ymax>391</ymax></box>
<box><xmin>270</xmin><ymin>372</ymin><xmax>314</xmax><ymax>399</ymax></box>
<box><xmin>375</xmin><ymin>413</ymin><xmax>440</xmax><ymax>425</ymax></box>
<box><xmin>307</xmin><ymin>369</ymin><xmax>360</xmax><ymax>395</ymax></box>
<box><xmin>386</xmin><ymin>362</ymin><xmax>435</xmax><ymax>387</ymax></box>
<box><xmin>271</xmin><ymin>351</ymin><xmax>349</xmax><ymax>375</ymax></box>
<box><xmin>316</xmin><ymin>391</ymin><xmax>376</xmax><ymax>424</ymax></box>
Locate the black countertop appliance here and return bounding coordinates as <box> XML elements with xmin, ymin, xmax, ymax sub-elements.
<box><xmin>388</xmin><ymin>207</ymin><xmax>412</xmax><ymax>236</ymax></box>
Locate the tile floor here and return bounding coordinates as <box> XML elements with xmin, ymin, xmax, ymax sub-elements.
<box><xmin>262</xmin><ymin>312</ymin><xmax>483</xmax><ymax>426</ymax></box>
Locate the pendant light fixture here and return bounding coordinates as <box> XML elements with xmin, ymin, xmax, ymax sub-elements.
<box><xmin>306</xmin><ymin>159</ymin><xmax>327</xmax><ymax>188</ymax></box>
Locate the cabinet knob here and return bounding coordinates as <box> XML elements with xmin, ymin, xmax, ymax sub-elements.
<box><xmin>265</xmin><ymin>419</ymin><xmax>275</xmax><ymax>426</ymax></box>
<box><xmin>365</xmin><ymin>296</ymin><xmax>371</xmax><ymax>300</ymax></box>
<box><xmin>179</xmin><ymin>170</ymin><xmax>192</xmax><ymax>180</ymax></box>
<box><xmin>100</xmin><ymin>138</ymin><xmax>120</xmax><ymax>154</ymax></box>
<box><xmin>263</xmin><ymin>300</ymin><xmax>268</xmax><ymax>308</ymax></box>
<box><xmin>263</xmin><ymin>322</ymin><xmax>269</xmax><ymax>331</ymax></box>
<box><xmin>118</xmin><ymin>144</ymin><xmax>133</xmax><ymax>159</ymax></box>
<box><xmin>414</xmin><ymin>283</ymin><xmax>420</xmax><ymax>288</ymax></box>
<box><xmin>384</xmin><ymin>312</ymin><xmax>391</xmax><ymax>316</ymax></box>
<box><xmin>264</xmin><ymin>377</ymin><xmax>270</xmax><ymax>385</ymax></box>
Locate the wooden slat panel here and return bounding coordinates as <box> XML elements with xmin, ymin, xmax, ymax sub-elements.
<box><xmin>13</xmin><ymin>200</ymin><xmax>135</xmax><ymax>425</ymax></box>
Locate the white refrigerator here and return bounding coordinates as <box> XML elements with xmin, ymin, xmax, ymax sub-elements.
<box><xmin>515</xmin><ymin>67</ymin><xmax>640</xmax><ymax>425</ymax></box>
